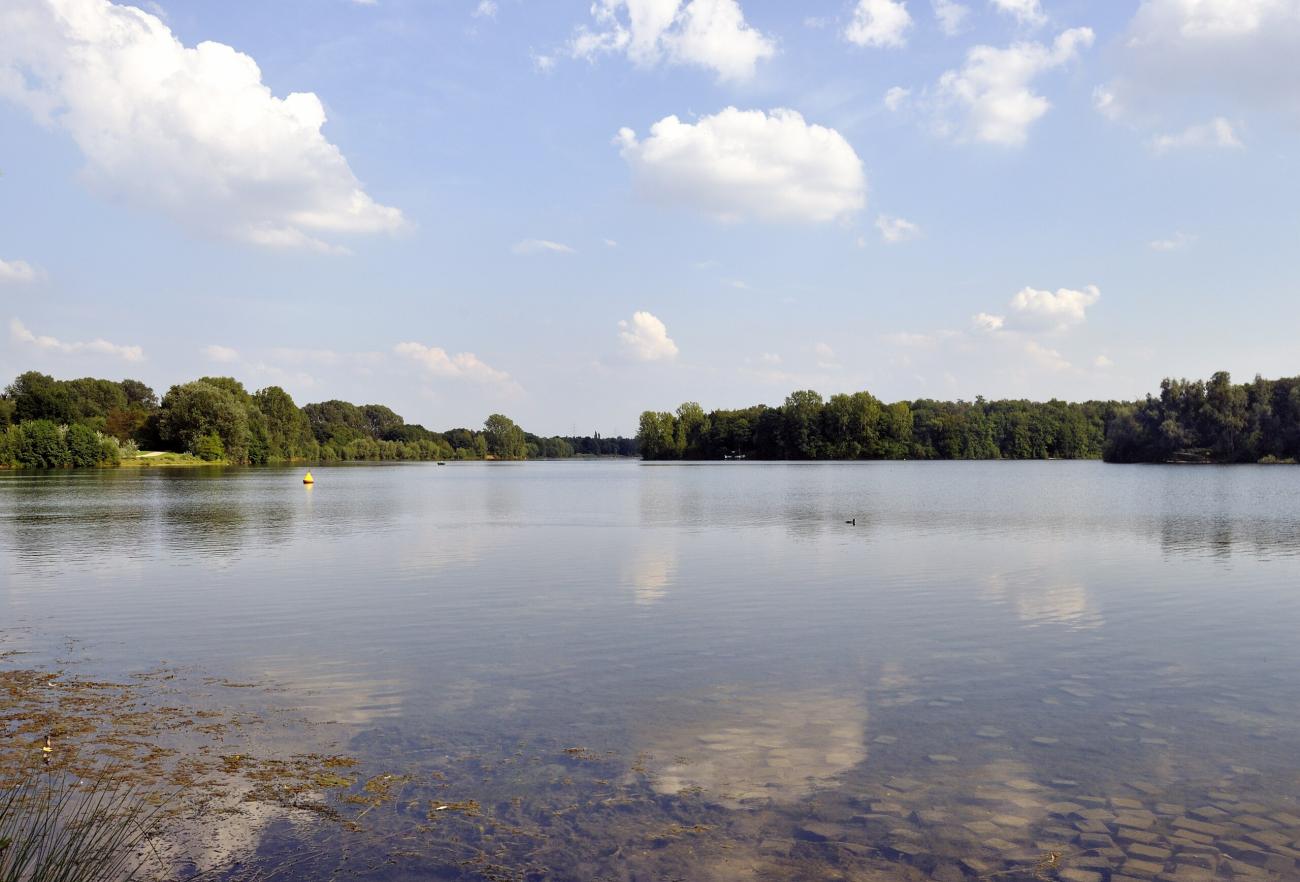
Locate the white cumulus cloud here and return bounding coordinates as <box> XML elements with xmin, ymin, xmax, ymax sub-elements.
<box><xmin>845</xmin><ymin>0</ymin><xmax>913</xmax><ymax>49</ymax></box>
<box><xmin>568</xmin><ymin>0</ymin><xmax>775</xmax><ymax>83</ymax></box>
<box><xmin>512</xmin><ymin>239</ymin><xmax>576</xmax><ymax>255</ymax></box>
<box><xmin>1149</xmin><ymin>117</ymin><xmax>1244</xmax><ymax>153</ymax></box>
<box><xmin>933</xmin><ymin>0</ymin><xmax>970</xmax><ymax>35</ymax></box>
<box><xmin>10</xmin><ymin>318</ymin><xmax>143</xmax><ymax>361</ymax></box>
<box><xmin>1009</xmin><ymin>284</ymin><xmax>1100</xmax><ymax>330</ymax></box>
<box><xmin>618</xmin><ymin>311</ymin><xmax>678</xmax><ymax>362</ymax></box>
<box><xmin>0</xmin><ymin>0</ymin><xmax>404</xmax><ymax>251</ymax></box>
<box><xmin>932</xmin><ymin>28</ymin><xmax>1094</xmax><ymax>146</ymax></box>
<box><xmin>615</xmin><ymin>108</ymin><xmax>866</xmax><ymax>224</ymax></box>
<box><xmin>971</xmin><ymin>285</ymin><xmax>1099</xmax><ymax>336</ymax></box>
<box><xmin>203</xmin><ymin>344</ymin><xmax>240</xmax><ymax>364</ymax></box>
<box><xmin>0</xmin><ymin>259</ymin><xmax>41</xmax><ymax>284</ymax></box>
<box><xmin>394</xmin><ymin>342</ymin><xmax>517</xmax><ymax>388</ymax></box>
<box><xmin>876</xmin><ymin>214</ymin><xmax>922</xmax><ymax>243</ymax></box>
<box><xmin>989</xmin><ymin>0</ymin><xmax>1046</xmax><ymax>27</ymax></box>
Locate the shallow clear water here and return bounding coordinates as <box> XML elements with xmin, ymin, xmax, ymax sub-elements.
<box><xmin>3</xmin><ymin>461</ymin><xmax>1300</xmax><ymax>880</ymax></box>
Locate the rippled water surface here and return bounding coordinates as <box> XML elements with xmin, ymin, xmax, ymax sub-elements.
<box><xmin>3</xmin><ymin>461</ymin><xmax>1300</xmax><ymax>881</ymax></box>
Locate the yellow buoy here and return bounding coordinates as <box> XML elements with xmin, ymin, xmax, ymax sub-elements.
<box><xmin>303</xmin><ymin>471</ymin><xmax>314</xmax><ymax>484</ymax></box>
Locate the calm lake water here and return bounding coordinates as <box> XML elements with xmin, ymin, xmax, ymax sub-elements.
<box><xmin>3</xmin><ymin>461</ymin><xmax>1300</xmax><ymax>881</ymax></box>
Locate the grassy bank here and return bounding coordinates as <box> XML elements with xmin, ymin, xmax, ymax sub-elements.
<box><xmin>119</xmin><ymin>451</ymin><xmax>228</xmax><ymax>467</ymax></box>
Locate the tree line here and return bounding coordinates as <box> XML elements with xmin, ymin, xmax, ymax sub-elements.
<box><xmin>638</xmin><ymin>373</ymin><xmax>1300</xmax><ymax>464</ymax></box>
<box><xmin>0</xmin><ymin>371</ymin><xmax>635</xmax><ymax>468</ymax></box>
<box><xmin>638</xmin><ymin>391</ymin><xmax>1115</xmax><ymax>461</ymax></box>
<box><xmin>1104</xmin><ymin>372</ymin><xmax>1300</xmax><ymax>464</ymax></box>
<box><xmin>6</xmin><ymin>369</ymin><xmax>1297</xmax><ymax>469</ymax></box>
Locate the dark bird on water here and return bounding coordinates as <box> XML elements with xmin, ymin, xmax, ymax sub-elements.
<box><xmin>845</xmin><ymin>518</ymin><xmax>856</xmax><ymax>525</ymax></box>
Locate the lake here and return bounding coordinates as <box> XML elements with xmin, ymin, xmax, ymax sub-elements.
<box><xmin>3</xmin><ymin>460</ymin><xmax>1300</xmax><ymax>881</ymax></box>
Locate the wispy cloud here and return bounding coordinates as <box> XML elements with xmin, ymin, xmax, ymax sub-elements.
<box><xmin>1149</xmin><ymin>231</ymin><xmax>1196</xmax><ymax>251</ymax></box>
<box><xmin>876</xmin><ymin>214</ymin><xmax>922</xmax><ymax>243</ymax></box>
<box><xmin>883</xmin><ymin>86</ymin><xmax>911</xmax><ymax>111</ymax></box>
<box><xmin>0</xmin><ymin>259</ymin><xmax>42</xmax><ymax>284</ymax></box>
<box><xmin>989</xmin><ymin>0</ymin><xmax>1045</xmax><ymax>27</ymax></box>
<box><xmin>203</xmin><ymin>344</ymin><xmax>240</xmax><ymax>364</ymax></box>
<box><xmin>932</xmin><ymin>0</ymin><xmax>969</xmax><ymax>36</ymax></box>
<box><xmin>394</xmin><ymin>341</ymin><xmax>519</xmax><ymax>391</ymax></box>
<box><xmin>1149</xmin><ymin>118</ymin><xmax>1243</xmax><ymax>154</ymax></box>
<box><xmin>10</xmin><ymin>318</ymin><xmax>144</xmax><ymax>361</ymax></box>
<box><xmin>512</xmin><ymin>239</ymin><xmax>576</xmax><ymax>255</ymax></box>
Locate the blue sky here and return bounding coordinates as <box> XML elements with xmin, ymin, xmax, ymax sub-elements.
<box><xmin>1</xmin><ymin>0</ymin><xmax>1296</xmax><ymax>435</ymax></box>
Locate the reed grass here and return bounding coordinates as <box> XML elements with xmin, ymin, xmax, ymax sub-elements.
<box><xmin>0</xmin><ymin>769</ymin><xmax>168</xmax><ymax>882</ymax></box>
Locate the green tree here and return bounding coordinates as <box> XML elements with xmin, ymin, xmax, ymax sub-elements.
<box><xmin>7</xmin><ymin>372</ymin><xmax>74</xmax><ymax>424</ymax></box>
<box><xmin>0</xmin><ymin>425</ymin><xmax>21</xmax><ymax>465</ymax></box>
<box><xmin>254</xmin><ymin>386</ymin><xmax>314</xmax><ymax>460</ymax></box>
<box><xmin>781</xmin><ymin>390</ymin><xmax>824</xmax><ymax>459</ymax></box>
<box><xmin>120</xmin><ymin>379</ymin><xmax>158</xmax><ymax>410</ymax></box>
<box><xmin>158</xmin><ymin>381</ymin><xmax>250</xmax><ymax>463</ymax></box>
<box><xmin>636</xmin><ymin>411</ymin><xmax>678</xmax><ymax>460</ymax></box>
<box><xmin>823</xmin><ymin>392</ymin><xmax>882</xmax><ymax>459</ymax></box>
<box><xmin>483</xmin><ymin>414</ymin><xmax>527</xmax><ymax>459</ymax></box>
<box><xmin>99</xmin><ymin>435</ymin><xmax>122</xmax><ymax>466</ymax></box>
<box><xmin>361</xmin><ymin>404</ymin><xmax>405</xmax><ymax>439</ymax></box>
<box><xmin>674</xmin><ymin>402</ymin><xmax>707</xmax><ymax>458</ymax></box>
<box><xmin>879</xmin><ymin>402</ymin><xmax>913</xmax><ymax>459</ymax></box>
<box><xmin>303</xmin><ymin>400</ymin><xmax>368</xmax><ymax>444</ymax></box>
<box><xmin>17</xmin><ymin>420</ymin><xmax>68</xmax><ymax>468</ymax></box>
<box><xmin>191</xmin><ymin>433</ymin><xmax>226</xmax><ymax>461</ymax></box>
<box><xmin>65</xmin><ymin>377</ymin><xmax>128</xmax><ymax>423</ymax></box>
<box><xmin>66</xmin><ymin>423</ymin><xmax>103</xmax><ymax>467</ymax></box>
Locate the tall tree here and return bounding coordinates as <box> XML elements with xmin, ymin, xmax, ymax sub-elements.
<box><xmin>483</xmin><ymin>413</ymin><xmax>527</xmax><ymax>459</ymax></box>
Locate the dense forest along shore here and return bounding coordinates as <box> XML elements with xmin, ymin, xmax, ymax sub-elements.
<box><xmin>3</xmin><ymin>369</ymin><xmax>1298</xmax><ymax>469</ymax></box>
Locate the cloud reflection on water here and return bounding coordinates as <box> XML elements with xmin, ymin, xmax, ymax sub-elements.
<box><xmin>636</xmin><ymin>688</ymin><xmax>868</xmax><ymax>807</ymax></box>
<box><xmin>983</xmin><ymin>572</ymin><xmax>1103</xmax><ymax>631</ymax></box>
<box><xmin>623</xmin><ymin>539</ymin><xmax>677</xmax><ymax>606</ymax></box>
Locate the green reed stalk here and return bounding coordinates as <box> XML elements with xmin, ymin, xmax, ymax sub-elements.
<box><xmin>0</xmin><ymin>769</ymin><xmax>170</xmax><ymax>882</ymax></box>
